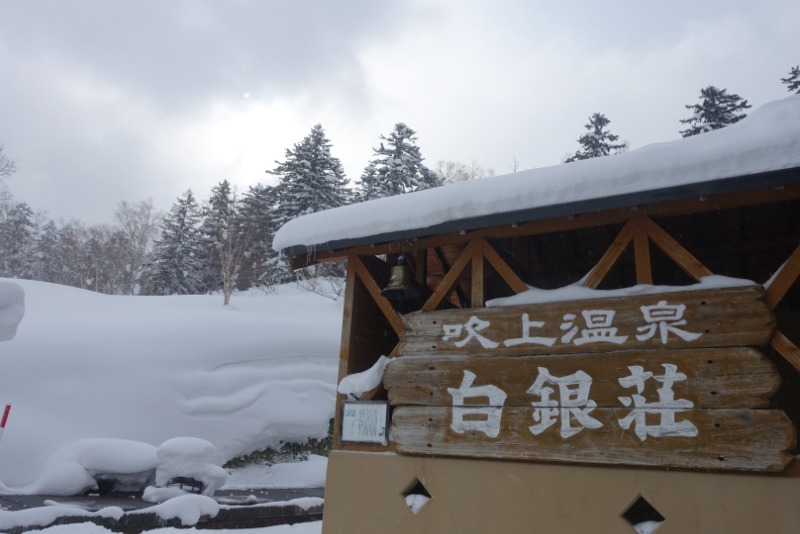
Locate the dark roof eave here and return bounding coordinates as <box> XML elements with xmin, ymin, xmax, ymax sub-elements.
<box><xmin>280</xmin><ymin>166</ymin><xmax>800</xmax><ymax>258</ymax></box>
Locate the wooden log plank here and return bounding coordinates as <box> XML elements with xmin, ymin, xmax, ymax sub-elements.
<box><xmin>384</xmin><ymin>348</ymin><xmax>779</xmax><ymax>409</ymax></box>
<box><xmin>401</xmin><ymin>285</ymin><xmax>774</xmax><ymax>356</ymax></box>
<box><xmin>391</xmin><ymin>406</ymin><xmax>795</xmax><ymax>472</ymax></box>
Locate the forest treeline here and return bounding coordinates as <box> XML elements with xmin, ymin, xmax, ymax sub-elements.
<box><xmin>1</xmin><ymin>70</ymin><xmax>798</xmax><ymax>302</ymax></box>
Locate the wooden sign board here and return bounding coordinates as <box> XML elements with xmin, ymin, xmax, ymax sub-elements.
<box><xmin>400</xmin><ymin>285</ymin><xmax>774</xmax><ymax>356</ymax></box>
<box><xmin>385</xmin><ymin>349</ymin><xmax>795</xmax><ymax>471</ymax></box>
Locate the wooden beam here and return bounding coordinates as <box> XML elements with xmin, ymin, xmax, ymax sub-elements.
<box><xmin>482</xmin><ymin>238</ymin><xmax>529</xmax><ymax>294</ymax></box>
<box><xmin>582</xmin><ymin>219</ymin><xmax>635</xmax><ymax>288</ymax></box>
<box><xmin>771</xmin><ymin>330</ymin><xmax>800</xmax><ymax>375</ymax></box>
<box><xmin>351</xmin><ymin>255</ymin><xmax>405</xmax><ymax>335</ymax></box>
<box><xmin>423</xmin><ymin>241</ymin><xmax>476</xmax><ymax>312</ymax></box>
<box><xmin>332</xmin><ymin>256</ymin><xmax>359</xmax><ymax>448</ymax></box>
<box><xmin>471</xmin><ymin>240</ymin><xmax>485</xmax><ymax>307</ymax></box>
<box><xmin>433</xmin><ymin>247</ymin><xmax>467</xmax><ymax>308</ymax></box>
<box><xmin>645</xmin><ymin>217</ymin><xmax>713</xmax><ymax>281</ymax></box>
<box><xmin>632</xmin><ymin>216</ymin><xmax>653</xmax><ymax>284</ymax></box>
<box><xmin>766</xmin><ymin>244</ymin><xmax>800</xmax><ymax>310</ymax></box>
<box><xmin>415</xmin><ymin>248</ymin><xmax>428</xmax><ymax>287</ymax></box>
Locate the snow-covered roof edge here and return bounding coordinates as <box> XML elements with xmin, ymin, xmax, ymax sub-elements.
<box><xmin>274</xmin><ymin>95</ymin><xmax>800</xmax><ymax>256</ymax></box>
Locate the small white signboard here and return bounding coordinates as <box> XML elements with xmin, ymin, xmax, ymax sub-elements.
<box><xmin>342</xmin><ymin>401</ymin><xmax>389</xmax><ymax>445</ymax></box>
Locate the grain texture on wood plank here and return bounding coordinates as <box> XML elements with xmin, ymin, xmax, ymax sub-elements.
<box><xmin>391</xmin><ymin>406</ymin><xmax>795</xmax><ymax>472</ymax></box>
<box><xmin>401</xmin><ymin>285</ymin><xmax>774</xmax><ymax>356</ymax></box>
<box><xmin>384</xmin><ymin>348</ymin><xmax>779</xmax><ymax>409</ymax></box>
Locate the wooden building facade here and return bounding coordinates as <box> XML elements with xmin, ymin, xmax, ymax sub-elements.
<box><xmin>275</xmin><ymin>97</ymin><xmax>800</xmax><ymax>533</ymax></box>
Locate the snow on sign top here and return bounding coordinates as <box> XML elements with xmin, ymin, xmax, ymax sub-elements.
<box><xmin>274</xmin><ymin>95</ymin><xmax>800</xmax><ymax>256</ymax></box>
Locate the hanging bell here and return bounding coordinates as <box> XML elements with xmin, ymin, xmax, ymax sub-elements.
<box><xmin>381</xmin><ymin>255</ymin><xmax>420</xmax><ymax>302</ymax></box>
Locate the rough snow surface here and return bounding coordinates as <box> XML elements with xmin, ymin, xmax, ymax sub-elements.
<box><xmin>223</xmin><ymin>455</ymin><xmax>327</xmax><ymax>489</ymax></box>
<box><xmin>0</xmin><ymin>504</ymin><xmax>124</xmax><ymax>532</ymax></box>
<box><xmin>0</xmin><ymin>281</ymin><xmax>24</xmax><ymax>341</ymax></box>
<box><xmin>25</xmin><ymin>521</ymin><xmax>323</xmax><ymax>533</ymax></box>
<box><xmin>0</xmin><ymin>279</ymin><xmax>341</xmax><ymax>488</ymax></box>
<box><xmin>486</xmin><ymin>275</ymin><xmax>754</xmax><ymax>307</ymax></box>
<box><xmin>337</xmin><ymin>355</ymin><xmax>390</xmax><ymax>398</ymax></box>
<box><xmin>130</xmin><ymin>494</ymin><xmax>220</xmax><ymax>526</ymax></box>
<box><xmin>274</xmin><ymin>95</ymin><xmax>800</xmax><ymax>252</ymax></box>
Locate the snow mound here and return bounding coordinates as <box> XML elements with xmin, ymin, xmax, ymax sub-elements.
<box><xmin>0</xmin><ymin>281</ymin><xmax>24</xmax><ymax>341</ymax></box>
<box><xmin>338</xmin><ymin>355</ymin><xmax>390</xmax><ymax>398</ymax></box>
<box><xmin>154</xmin><ymin>437</ymin><xmax>228</xmax><ymax>496</ymax></box>
<box><xmin>22</xmin><ymin>439</ymin><xmax>157</xmax><ymax>496</ymax></box>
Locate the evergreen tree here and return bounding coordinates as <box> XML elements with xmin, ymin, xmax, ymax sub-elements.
<box><xmin>30</xmin><ymin>220</ymin><xmax>61</xmax><ymax>283</ymax></box>
<box><xmin>781</xmin><ymin>65</ymin><xmax>800</xmax><ymax>94</ymax></box>
<box><xmin>236</xmin><ymin>184</ymin><xmax>276</xmax><ymax>289</ymax></box>
<box><xmin>358</xmin><ymin>123</ymin><xmax>439</xmax><ymax>200</ymax></box>
<box><xmin>150</xmin><ymin>190</ymin><xmax>204</xmax><ymax>295</ymax></box>
<box><xmin>0</xmin><ymin>202</ymin><xmax>34</xmax><ymax>277</ymax></box>
<box><xmin>564</xmin><ymin>113</ymin><xmax>626</xmax><ymax>163</ymax></box>
<box><xmin>268</xmin><ymin>124</ymin><xmax>350</xmax><ymax>231</ymax></box>
<box><xmin>679</xmin><ymin>86</ymin><xmax>751</xmax><ymax>138</ymax></box>
<box><xmin>267</xmin><ymin>125</ymin><xmax>350</xmax><ymax>284</ymax></box>
<box><xmin>199</xmin><ymin>180</ymin><xmax>234</xmax><ymax>294</ymax></box>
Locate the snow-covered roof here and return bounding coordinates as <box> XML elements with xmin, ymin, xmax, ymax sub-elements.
<box><xmin>274</xmin><ymin>95</ymin><xmax>800</xmax><ymax>257</ymax></box>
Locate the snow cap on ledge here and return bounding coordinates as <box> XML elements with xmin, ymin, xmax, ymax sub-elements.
<box><xmin>274</xmin><ymin>95</ymin><xmax>800</xmax><ymax>255</ymax></box>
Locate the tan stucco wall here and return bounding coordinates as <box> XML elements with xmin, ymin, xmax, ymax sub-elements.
<box><xmin>322</xmin><ymin>450</ymin><xmax>800</xmax><ymax>533</ymax></box>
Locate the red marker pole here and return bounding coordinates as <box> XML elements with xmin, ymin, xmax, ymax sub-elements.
<box><xmin>0</xmin><ymin>404</ymin><xmax>10</xmax><ymax>443</ymax></box>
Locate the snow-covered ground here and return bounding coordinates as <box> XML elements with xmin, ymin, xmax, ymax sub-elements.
<box><xmin>0</xmin><ymin>278</ymin><xmax>342</xmax><ymax>532</ymax></box>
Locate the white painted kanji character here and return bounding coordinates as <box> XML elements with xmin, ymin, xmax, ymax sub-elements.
<box><xmin>559</xmin><ymin>310</ymin><xmax>628</xmax><ymax>346</ymax></box>
<box><xmin>559</xmin><ymin>313</ymin><xmax>579</xmax><ymax>343</ymax></box>
<box><xmin>442</xmin><ymin>316</ymin><xmax>499</xmax><ymax>349</ymax></box>
<box><xmin>448</xmin><ymin>370</ymin><xmax>507</xmax><ymax>438</ymax></box>
<box><xmin>572</xmin><ymin>309</ymin><xmax>628</xmax><ymax>345</ymax></box>
<box><xmin>504</xmin><ymin>313</ymin><xmax>557</xmax><ymax>347</ymax></box>
<box><xmin>527</xmin><ymin>367</ymin><xmax>603</xmax><ymax>438</ymax></box>
<box><xmin>617</xmin><ymin>363</ymin><xmax>698</xmax><ymax>441</ymax></box>
<box><xmin>636</xmin><ymin>301</ymin><xmax>702</xmax><ymax>344</ymax></box>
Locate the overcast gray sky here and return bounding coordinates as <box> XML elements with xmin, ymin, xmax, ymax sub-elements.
<box><xmin>1</xmin><ymin>0</ymin><xmax>798</xmax><ymax>223</ymax></box>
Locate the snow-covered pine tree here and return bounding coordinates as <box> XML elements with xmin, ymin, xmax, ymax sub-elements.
<box><xmin>267</xmin><ymin>124</ymin><xmax>350</xmax><ymax>285</ymax></box>
<box><xmin>149</xmin><ymin>190</ymin><xmax>204</xmax><ymax>295</ymax></box>
<box><xmin>781</xmin><ymin>65</ymin><xmax>800</xmax><ymax>94</ymax></box>
<box><xmin>268</xmin><ymin>124</ymin><xmax>350</xmax><ymax>230</ymax></box>
<box><xmin>0</xmin><ymin>201</ymin><xmax>35</xmax><ymax>278</ymax></box>
<box><xmin>236</xmin><ymin>184</ymin><xmax>275</xmax><ymax>289</ymax></box>
<box><xmin>358</xmin><ymin>123</ymin><xmax>440</xmax><ymax>200</ymax></box>
<box><xmin>199</xmin><ymin>180</ymin><xmax>234</xmax><ymax>293</ymax></box>
<box><xmin>679</xmin><ymin>86</ymin><xmax>751</xmax><ymax>138</ymax></box>
<box><xmin>564</xmin><ymin>113</ymin><xmax>626</xmax><ymax>163</ymax></box>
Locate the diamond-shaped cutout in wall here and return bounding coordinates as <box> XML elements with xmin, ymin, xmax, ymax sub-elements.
<box><xmin>402</xmin><ymin>478</ymin><xmax>432</xmax><ymax>515</ymax></box>
<box><xmin>622</xmin><ymin>495</ymin><xmax>665</xmax><ymax>534</ymax></box>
